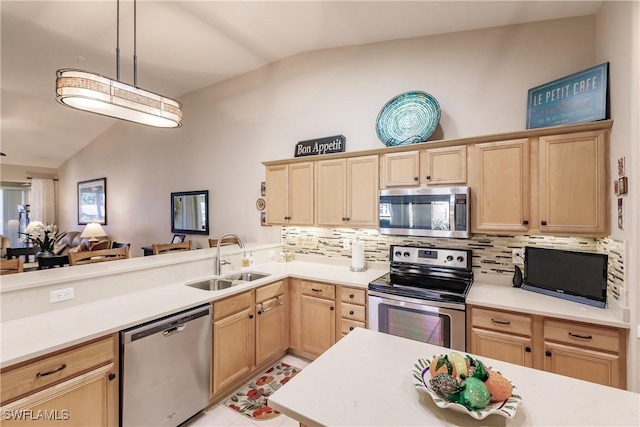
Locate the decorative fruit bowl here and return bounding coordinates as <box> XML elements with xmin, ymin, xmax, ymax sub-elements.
<box><xmin>412</xmin><ymin>354</ymin><xmax>522</xmax><ymax>420</ymax></box>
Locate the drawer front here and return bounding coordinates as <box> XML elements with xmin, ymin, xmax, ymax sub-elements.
<box><xmin>214</xmin><ymin>291</ymin><xmax>252</xmax><ymax>320</ymax></box>
<box><xmin>1</xmin><ymin>335</ymin><xmax>115</xmax><ymax>405</ymax></box>
<box><xmin>471</xmin><ymin>307</ymin><xmax>532</xmax><ymax>336</ymax></box>
<box><xmin>544</xmin><ymin>319</ymin><xmax>621</xmax><ymax>352</ymax></box>
<box><xmin>256</xmin><ymin>280</ymin><xmax>285</xmax><ymax>303</ymax></box>
<box><xmin>341</xmin><ymin>319</ymin><xmax>365</xmax><ymax>335</ymax></box>
<box><xmin>301</xmin><ymin>281</ymin><xmax>335</xmax><ymax>300</ymax></box>
<box><xmin>341</xmin><ymin>303</ymin><xmax>366</xmax><ymax>321</ymax></box>
<box><xmin>340</xmin><ymin>287</ymin><xmax>366</xmax><ymax>305</ymax></box>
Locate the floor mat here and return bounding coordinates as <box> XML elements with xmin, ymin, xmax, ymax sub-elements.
<box><xmin>224</xmin><ymin>362</ymin><xmax>301</xmax><ymax>420</ymax></box>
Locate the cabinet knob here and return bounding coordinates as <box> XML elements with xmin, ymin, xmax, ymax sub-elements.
<box><xmin>249</xmin><ymin>314</ymin><xmax>254</xmax><ymax>319</ymax></box>
<box><xmin>257</xmin><ymin>310</ymin><xmax>262</xmax><ymax>315</ymax></box>
<box><xmin>425</xmin><ymin>175</ymin><xmax>431</xmax><ymax>180</ymax></box>
<box><xmin>108</xmin><ymin>373</ymin><xmax>116</xmax><ymax>381</ymax></box>
<box><xmin>541</xmin><ymin>221</ymin><xmax>547</xmax><ymax>226</ymax></box>
<box><xmin>342</xmin><ymin>217</ymin><xmax>346</xmax><ymax>221</ymax></box>
<box><xmin>330</xmin><ymin>306</ymin><xmax>335</xmax><ymax>311</ymax></box>
<box><xmin>349</xmin><ymin>327</ymin><xmax>354</xmax><ymax>331</ymax></box>
<box><xmin>523</xmin><ymin>220</ymin><xmax>529</xmax><ymax>225</ymax></box>
<box><xmin>349</xmin><ymin>294</ymin><xmax>355</xmax><ymax>299</ymax></box>
<box><xmin>345</xmin><ymin>217</ymin><xmax>350</xmax><ymax>221</ymax></box>
<box><xmin>545</xmin><ymin>350</ymin><xmax>552</xmax><ymax>357</ymax></box>
<box><xmin>525</xmin><ymin>347</ymin><xmax>531</xmax><ymax>353</ymax></box>
<box><xmin>349</xmin><ymin>310</ymin><xmax>354</xmax><ymax>315</ymax></box>
<box><xmin>414</xmin><ymin>176</ymin><xmax>419</xmax><ymax>181</ymax></box>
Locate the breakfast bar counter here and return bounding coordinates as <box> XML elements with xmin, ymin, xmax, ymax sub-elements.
<box><xmin>268</xmin><ymin>328</ymin><xmax>640</xmax><ymax>426</ymax></box>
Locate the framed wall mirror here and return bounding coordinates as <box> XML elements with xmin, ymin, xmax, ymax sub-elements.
<box><xmin>171</xmin><ymin>190</ymin><xmax>209</xmax><ymax>235</ymax></box>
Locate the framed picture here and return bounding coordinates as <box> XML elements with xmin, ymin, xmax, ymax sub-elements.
<box><xmin>171</xmin><ymin>234</ymin><xmax>186</xmax><ymax>244</ymax></box>
<box><xmin>617</xmin><ymin>157</ymin><xmax>625</xmax><ymax>177</ymax></box>
<box><xmin>78</xmin><ymin>178</ymin><xmax>107</xmax><ymax>225</ymax></box>
<box><xmin>618</xmin><ymin>177</ymin><xmax>628</xmax><ymax>195</ymax></box>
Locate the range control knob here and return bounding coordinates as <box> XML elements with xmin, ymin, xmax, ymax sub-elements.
<box><xmin>394</xmin><ymin>251</ymin><xmax>402</xmax><ymax>258</ymax></box>
<box><xmin>403</xmin><ymin>252</ymin><xmax>411</xmax><ymax>258</ymax></box>
<box><xmin>446</xmin><ymin>255</ymin><xmax>454</xmax><ymax>262</ymax></box>
<box><xmin>457</xmin><ymin>256</ymin><xmax>464</xmax><ymax>263</ymax></box>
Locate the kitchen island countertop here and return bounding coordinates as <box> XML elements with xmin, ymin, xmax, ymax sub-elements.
<box><xmin>269</xmin><ymin>328</ymin><xmax>640</xmax><ymax>426</ymax></box>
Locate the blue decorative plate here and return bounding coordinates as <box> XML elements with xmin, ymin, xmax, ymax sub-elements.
<box><xmin>376</xmin><ymin>91</ymin><xmax>440</xmax><ymax>146</ymax></box>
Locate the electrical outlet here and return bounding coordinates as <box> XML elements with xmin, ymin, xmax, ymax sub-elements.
<box><xmin>50</xmin><ymin>287</ymin><xmax>74</xmax><ymax>303</ymax></box>
<box><xmin>512</xmin><ymin>249</ymin><xmax>524</xmax><ymax>265</ymax></box>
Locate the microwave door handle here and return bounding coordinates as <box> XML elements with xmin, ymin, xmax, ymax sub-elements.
<box><xmin>450</xmin><ymin>194</ymin><xmax>455</xmax><ymax>231</ymax></box>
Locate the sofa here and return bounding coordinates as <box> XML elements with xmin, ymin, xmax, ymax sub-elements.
<box><xmin>55</xmin><ymin>231</ymin><xmax>110</xmax><ymax>255</ymax></box>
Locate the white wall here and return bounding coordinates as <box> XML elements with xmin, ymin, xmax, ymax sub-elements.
<box><xmin>596</xmin><ymin>0</ymin><xmax>640</xmax><ymax>392</ymax></box>
<box><xmin>57</xmin><ymin>16</ymin><xmax>596</xmax><ymax>257</ymax></box>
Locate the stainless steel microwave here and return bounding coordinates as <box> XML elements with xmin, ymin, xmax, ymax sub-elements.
<box><xmin>379</xmin><ymin>187</ymin><xmax>470</xmax><ymax>238</ymax></box>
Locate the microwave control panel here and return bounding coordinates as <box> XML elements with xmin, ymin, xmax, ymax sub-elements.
<box><xmin>390</xmin><ymin>245</ymin><xmax>470</xmax><ymax>269</ymax></box>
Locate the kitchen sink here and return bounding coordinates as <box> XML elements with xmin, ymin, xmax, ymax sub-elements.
<box><xmin>185</xmin><ymin>272</ymin><xmax>270</xmax><ymax>291</ymax></box>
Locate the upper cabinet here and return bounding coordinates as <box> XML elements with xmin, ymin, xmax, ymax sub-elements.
<box><xmin>380</xmin><ymin>146</ymin><xmax>467</xmax><ymax>188</ymax></box>
<box><xmin>538</xmin><ymin>130</ymin><xmax>608</xmax><ymax>235</ymax></box>
<box><xmin>265</xmin><ymin>162</ymin><xmax>314</xmax><ymax>226</ymax></box>
<box><xmin>316</xmin><ymin>155</ymin><xmax>379</xmax><ymax>227</ymax></box>
<box><xmin>471</xmin><ymin>139</ymin><xmax>530</xmax><ymax>233</ymax></box>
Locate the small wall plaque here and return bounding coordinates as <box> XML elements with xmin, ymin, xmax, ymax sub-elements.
<box><xmin>295</xmin><ymin>135</ymin><xmax>346</xmax><ymax>157</ymax></box>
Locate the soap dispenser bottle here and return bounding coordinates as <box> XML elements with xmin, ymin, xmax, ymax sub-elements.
<box><xmin>248</xmin><ymin>252</ymin><xmax>255</xmax><ymax>269</ymax></box>
<box><xmin>241</xmin><ymin>252</ymin><xmax>250</xmax><ymax>271</ymax></box>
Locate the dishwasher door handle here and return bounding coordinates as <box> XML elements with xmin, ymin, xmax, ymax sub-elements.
<box><xmin>163</xmin><ymin>324</ymin><xmax>186</xmax><ymax>337</ymax></box>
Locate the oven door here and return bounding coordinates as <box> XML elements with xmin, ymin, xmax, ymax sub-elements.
<box><xmin>368</xmin><ymin>291</ymin><xmax>466</xmax><ymax>351</ymax></box>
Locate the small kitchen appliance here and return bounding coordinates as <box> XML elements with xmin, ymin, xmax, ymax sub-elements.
<box><xmin>368</xmin><ymin>245</ymin><xmax>473</xmax><ymax>351</ymax></box>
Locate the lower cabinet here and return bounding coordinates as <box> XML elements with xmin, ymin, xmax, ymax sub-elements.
<box><xmin>290</xmin><ymin>279</ymin><xmax>336</xmax><ymax>360</ymax></box>
<box><xmin>468</xmin><ymin>305</ymin><xmax>627</xmax><ymax>389</ymax></box>
<box><xmin>256</xmin><ymin>281</ymin><xmax>288</xmax><ymax>366</ymax></box>
<box><xmin>0</xmin><ymin>335</ymin><xmax>118</xmax><ymax>426</ymax></box>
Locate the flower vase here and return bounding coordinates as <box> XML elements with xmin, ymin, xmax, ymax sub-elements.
<box><xmin>37</xmin><ymin>251</ymin><xmax>55</xmax><ymax>258</ymax></box>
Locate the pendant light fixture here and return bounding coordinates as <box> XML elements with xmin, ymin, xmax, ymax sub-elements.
<box><xmin>56</xmin><ymin>0</ymin><xmax>182</xmax><ymax>128</ymax></box>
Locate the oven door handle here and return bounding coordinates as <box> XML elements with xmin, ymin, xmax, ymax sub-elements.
<box><xmin>368</xmin><ymin>291</ymin><xmax>465</xmax><ymax>312</ymax></box>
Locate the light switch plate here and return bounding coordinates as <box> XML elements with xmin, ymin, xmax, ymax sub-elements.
<box><xmin>50</xmin><ymin>287</ymin><xmax>74</xmax><ymax>303</ymax></box>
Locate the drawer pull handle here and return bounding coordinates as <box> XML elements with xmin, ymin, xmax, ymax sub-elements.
<box><xmin>36</xmin><ymin>363</ymin><xmax>67</xmax><ymax>378</ymax></box>
<box><xmin>491</xmin><ymin>318</ymin><xmax>511</xmax><ymax>325</ymax></box>
<box><xmin>349</xmin><ymin>294</ymin><xmax>355</xmax><ymax>299</ymax></box>
<box><xmin>349</xmin><ymin>310</ymin><xmax>354</xmax><ymax>315</ymax></box>
<box><xmin>311</xmin><ymin>288</ymin><xmax>322</xmax><ymax>292</ymax></box>
<box><xmin>568</xmin><ymin>332</ymin><xmax>593</xmax><ymax>340</ymax></box>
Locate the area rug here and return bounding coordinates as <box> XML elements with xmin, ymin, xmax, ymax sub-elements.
<box><xmin>224</xmin><ymin>362</ymin><xmax>301</xmax><ymax>420</ymax></box>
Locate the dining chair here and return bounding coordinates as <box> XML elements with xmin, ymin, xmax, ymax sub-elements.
<box><xmin>6</xmin><ymin>247</ymin><xmax>40</xmax><ymax>263</ymax></box>
<box><xmin>208</xmin><ymin>237</ymin><xmax>239</xmax><ymax>248</ymax></box>
<box><xmin>152</xmin><ymin>241</ymin><xmax>192</xmax><ymax>255</ymax></box>
<box><xmin>69</xmin><ymin>247</ymin><xmax>130</xmax><ymax>266</ymax></box>
<box><xmin>1</xmin><ymin>258</ymin><xmax>24</xmax><ymax>275</ymax></box>
<box><xmin>38</xmin><ymin>255</ymin><xmax>70</xmax><ymax>270</ymax></box>
<box><xmin>111</xmin><ymin>242</ymin><xmax>131</xmax><ymax>249</ymax></box>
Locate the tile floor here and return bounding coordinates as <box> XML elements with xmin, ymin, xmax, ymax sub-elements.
<box><xmin>184</xmin><ymin>355</ymin><xmax>309</xmax><ymax>427</ymax></box>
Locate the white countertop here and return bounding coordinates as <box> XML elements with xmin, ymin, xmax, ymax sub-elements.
<box><xmin>268</xmin><ymin>328</ymin><xmax>640</xmax><ymax>426</ymax></box>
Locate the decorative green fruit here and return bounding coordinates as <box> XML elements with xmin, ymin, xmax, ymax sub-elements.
<box><xmin>459</xmin><ymin>377</ymin><xmax>491</xmax><ymax>410</ymax></box>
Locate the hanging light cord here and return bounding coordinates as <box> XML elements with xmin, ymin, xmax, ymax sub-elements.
<box><xmin>115</xmin><ymin>0</ymin><xmax>137</xmax><ymax>86</ymax></box>
<box><xmin>133</xmin><ymin>0</ymin><xmax>138</xmax><ymax>87</ymax></box>
<box><xmin>116</xmin><ymin>0</ymin><xmax>120</xmax><ymax>80</ymax></box>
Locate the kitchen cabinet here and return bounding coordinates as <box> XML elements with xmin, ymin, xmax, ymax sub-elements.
<box><xmin>468</xmin><ymin>305</ymin><xmax>626</xmax><ymax>389</ymax></box>
<box><xmin>265</xmin><ymin>162</ymin><xmax>314</xmax><ymax>225</ymax></box>
<box><xmin>0</xmin><ymin>335</ymin><xmax>118</xmax><ymax>427</ymax></box>
<box><xmin>338</xmin><ymin>287</ymin><xmax>367</xmax><ymax>339</ymax></box>
<box><xmin>471</xmin><ymin>139</ymin><xmax>530</xmax><ymax>233</ymax></box>
<box><xmin>212</xmin><ymin>291</ymin><xmax>255</xmax><ymax>396</ymax></box>
<box><xmin>290</xmin><ymin>279</ymin><xmax>336</xmax><ymax>360</ymax></box>
<box><xmin>381</xmin><ymin>146</ymin><xmax>467</xmax><ymax>188</ymax></box>
<box><xmin>316</xmin><ymin>155</ymin><xmax>379</xmax><ymax>227</ymax></box>
<box><xmin>255</xmin><ymin>280</ymin><xmax>288</xmax><ymax>366</ymax></box>
<box><xmin>538</xmin><ymin>130</ymin><xmax>608</xmax><ymax>235</ymax></box>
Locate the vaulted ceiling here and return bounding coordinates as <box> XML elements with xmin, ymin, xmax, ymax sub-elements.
<box><xmin>1</xmin><ymin>1</ymin><xmax>602</xmax><ymax>169</ymax></box>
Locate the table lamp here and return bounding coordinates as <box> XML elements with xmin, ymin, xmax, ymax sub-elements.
<box><xmin>80</xmin><ymin>222</ymin><xmax>106</xmax><ymax>243</ymax></box>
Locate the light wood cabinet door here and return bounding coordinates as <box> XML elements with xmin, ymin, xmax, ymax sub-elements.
<box><xmin>256</xmin><ymin>296</ymin><xmax>287</xmax><ymax>366</ymax></box>
<box><xmin>0</xmin><ymin>364</ymin><xmax>117</xmax><ymax>427</ymax></box>
<box><xmin>316</xmin><ymin>159</ymin><xmax>347</xmax><ymax>226</ymax></box>
<box><xmin>539</xmin><ymin>130</ymin><xmax>607</xmax><ymax>234</ymax></box>
<box><xmin>346</xmin><ymin>155</ymin><xmax>379</xmax><ymax>227</ymax></box>
<box><xmin>470</xmin><ymin>328</ymin><xmax>533</xmax><ymax>368</ymax></box>
<box><xmin>212</xmin><ymin>306</ymin><xmax>255</xmax><ymax>395</ymax></box>
<box><xmin>300</xmin><ymin>295</ymin><xmax>336</xmax><ymax>358</ymax></box>
<box><xmin>380</xmin><ymin>151</ymin><xmax>420</xmax><ymax>188</ymax></box>
<box><xmin>472</xmin><ymin>139</ymin><xmax>530</xmax><ymax>233</ymax></box>
<box><xmin>265</xmin><ymin>162</ymin><xmax>314</xmax><ymax>225</ymax></box>
<box><xmin>543</xmin><ymin>341</ymin><xmax>621</xmax><ymax>388</ymax></box>
<box><xmin>422</xmin><ymin>145</ymin><xmax>467</xmax><ymax>185</ymax></box>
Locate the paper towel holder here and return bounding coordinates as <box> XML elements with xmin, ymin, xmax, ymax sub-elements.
<box><xmin>350</xmin><ymin>265</ymin><xmax>367</xmax><ymax>272</ymax></box>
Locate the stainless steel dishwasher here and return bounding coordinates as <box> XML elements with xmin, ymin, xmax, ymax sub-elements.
<box><xmin>120</xmin><ymin>304</ymin><xmax>212</xmax><ymax>427</ymax></box>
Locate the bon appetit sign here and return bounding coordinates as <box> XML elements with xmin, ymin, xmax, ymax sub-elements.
<box><xmin>526</xmin><ymin>62</ymin><xmax>609</xmax><ymax>129</ymax></box>
<box><xmin>295</xmin><ymin>135</ymin><xmax>346</xmax><ymax>157</ymax></box>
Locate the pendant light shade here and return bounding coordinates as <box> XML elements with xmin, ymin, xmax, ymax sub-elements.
<box><xmin>56</xmin><ymin>69</ymin><xmax>182</xmax><ymax>128</ymax></box>
<box><xmin>56</xmin><ymin>0</ymin><xmax>182</xmax><ymax>128</ymax></box>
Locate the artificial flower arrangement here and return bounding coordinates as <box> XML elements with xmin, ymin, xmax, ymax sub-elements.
<box><xmin>23</xmin><ymin>221</ymin><xmax>67</xmax><ymax>253</ymax></box>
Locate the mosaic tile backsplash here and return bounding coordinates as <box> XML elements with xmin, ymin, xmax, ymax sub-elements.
<box><xmin>281</xmin><ymin>227</ymin><xmax>627</xmax><ymax>307</ymax></box>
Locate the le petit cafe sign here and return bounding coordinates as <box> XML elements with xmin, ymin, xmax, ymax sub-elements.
<box><xmin>295</xmin><ymin>135</ymin><xmax>346</xmax><ymax>158</ymax></box>
<box><xmin>526</xmin><ymin>62</ymin><xmax>608</xmax><ymax>129</ymax></box>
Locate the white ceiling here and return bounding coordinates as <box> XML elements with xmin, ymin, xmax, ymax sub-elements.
<box><xmin>0</xmin><ymin>1</ymin><xmax>602</xmax><ymax>169</ymax></box>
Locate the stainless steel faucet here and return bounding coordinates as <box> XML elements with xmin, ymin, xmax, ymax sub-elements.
<box><xmin>214</xmin><ymin>233</ymin><xmax>245</xmax><ymax>275</ymax></box>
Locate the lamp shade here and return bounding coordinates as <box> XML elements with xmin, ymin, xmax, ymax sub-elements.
<box><xmin>80</xmin><ymin>222</ymin><xmax>107</xmax><ymax>239</ymax></box>
<box><xmin>56</xmin><ymin>69</ymin><xmax>183</xmax><ymax>128</ymax></box>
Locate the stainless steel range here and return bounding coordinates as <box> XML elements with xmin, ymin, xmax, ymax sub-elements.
<box><xmin>368</xmin><ymin>245</ymin><xmax>473</xmax><ymax>351</ymax></box>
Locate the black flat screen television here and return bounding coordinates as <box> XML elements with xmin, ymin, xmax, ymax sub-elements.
<box><xmin>523</xmin><ymin>246</ymin><xmax>608</xmax><ymax>308</ymax></box>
